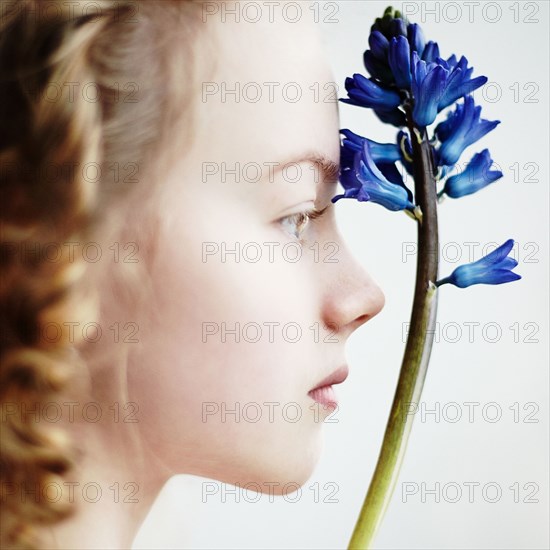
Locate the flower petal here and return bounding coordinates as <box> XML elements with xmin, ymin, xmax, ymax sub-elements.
<box><xmin>389</xmin><ymin>35</ymin><xmax>412</xmax><ymax>89</ymax></box>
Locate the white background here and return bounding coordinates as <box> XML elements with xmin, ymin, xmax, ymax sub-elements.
<box><xmin>134</xmin><ymin>1</ymin><xmax>549</xmax><ymax>548</ymax></box>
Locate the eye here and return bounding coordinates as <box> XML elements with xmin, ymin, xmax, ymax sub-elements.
<box><xmin>280</xmin><ymin>211</ymin><xmax>310</xmax><ymax>240</ymax></box>
<box><xmin>278</xmin><ymin>206</ymin><xmax>329</xmax><ymax>242</ymax></box>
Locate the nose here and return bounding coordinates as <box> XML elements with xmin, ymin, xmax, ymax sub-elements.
<box><xmin>320</xmin><ymin>241</ymin><xmax>385</xmax><ymax>338</ymax></box>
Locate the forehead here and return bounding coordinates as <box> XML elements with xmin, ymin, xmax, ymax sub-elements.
<box><xmin>191</xmin><ymin>13</ymin><xmax>339</xmax><ymax>167</ymax></box>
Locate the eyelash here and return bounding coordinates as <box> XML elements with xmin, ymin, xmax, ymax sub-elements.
<box><xmin>278</xmin><ymin>205</ymin><xmax>329</xmax><ymax>244</ymax></box>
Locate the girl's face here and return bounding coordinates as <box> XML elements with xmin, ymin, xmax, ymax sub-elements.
<box><xmin>113</xmin><ymin>8</ymin><xmax>385</xmax><ymax>491</ymax></box>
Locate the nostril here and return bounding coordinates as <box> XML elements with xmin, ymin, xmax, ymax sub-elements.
<box><xmin>355</xmin><ymin>313</ymin><xmax>371</xmax><ymax>325</ymax></box>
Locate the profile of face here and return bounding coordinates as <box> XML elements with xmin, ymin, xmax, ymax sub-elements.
<box><xmin>88</xmin><ymin>7</ymin><xmax>385</xmax><ymax>497</ymax></box>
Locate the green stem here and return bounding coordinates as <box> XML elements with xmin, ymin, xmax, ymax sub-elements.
<box><xmin>348</xmin><ymin>110</ymin><xmax>440</xmax><ymax>549</ymax></box>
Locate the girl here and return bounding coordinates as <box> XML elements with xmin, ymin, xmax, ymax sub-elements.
<box><xmin>0</xmin><ymin>1</ymin><xmax>384</xmax><ymax>548</ymax></box>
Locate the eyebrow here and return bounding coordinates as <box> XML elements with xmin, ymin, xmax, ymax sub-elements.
<box><xmin>277</xmin><ymin>152</ymin><xmax>340</xmax><ymax>186</ymax></box>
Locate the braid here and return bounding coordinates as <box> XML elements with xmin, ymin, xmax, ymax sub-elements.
<box><xmin>0</xmin><ymin>3</ymin><xmax>118</xmax><ymax>547</ymax></box>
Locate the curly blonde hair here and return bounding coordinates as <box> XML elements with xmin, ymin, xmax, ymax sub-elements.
<box><xmin>0</xmin><ymin>1</ymin><xmax>204</xmax><ymax>547</ymax></box>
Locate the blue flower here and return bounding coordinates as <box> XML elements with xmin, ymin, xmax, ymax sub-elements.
<box><xmin>364</xmin><ymin>12</ymin><xmax>426</xmax><ymax>86</ymax></box>
<box><xmin>436</xmin><ymin>239</ymin><xmax>521</xmax><ymax>288</ymax></box>
<box><xmin>340</xmin><ymin>131</ymin><xmax>414</xmax><ymax>202</ymax></box>
<box><xmin>410</xmin><ymin>52</ymin><xmax>488</xmax><ymax>128</ymax></box>
<box><xmin>389</xmin><ymin>16</ymin><xmax>407</xmax><ymax>37</ymax></box>
<box><xmin>437</xmin><ymin>55</ymin><xmax>488</xmax><ymax>112</ymax></box>
<box><xmin>435</xmin><ymin>96</ymin><xmax>500</xmax><ymax>166</ymax></box>
<box><xmin>364</xmin><ymin>31</ymin><xmax>394</xmax><ymax>83</ymax></box>
<box><xmin>365</xmin><ymin>23</ymin><xmax>435</xmax><ymax>92</ymax></box>
<box><xmin>341</xmin><ymin>74</ymin><xmax>401</xmax><ymax>111</ymax></box>
<box><xmin>407</xmin><ymin>23</ymin><xmax>425</xmax><ymax>57</ymax></box>
<box><xmin>422</xmin><ymin>41</ymin><xmax>440</xmax><ymax>63</ymax></box>
<box><xmin>410</xmin><ymin>52</ymin><xmax>447</xmax><ymax>127</ymax></box>
<box><xmin>340</xmin><ymin>129</ymin><xmax>401</xmax><ymax>166</ymax></box>
<box><xmin>369</xmin><ymin>30</ymin><xmax>389</xmax><ymax>59</ymax></box>
<box><xmin>333</xmin><ymin>140</ymin><xmax>415</xmax><ymax>212</ymax></box>
<box><xmin>388</xmin><ymin>35</ymin><xmax>411</xmax><ymax>89</ymax></box>
<box><xmin>443</xmin><ymin>149</ymin><xmax>503</xmax><ymax>198</ymax></box>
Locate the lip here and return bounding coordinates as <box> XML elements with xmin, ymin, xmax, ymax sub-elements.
<box><xmin>307</xmin><ymin>365</ymin><xmax>349</xmax><ymax>409</ymax></box>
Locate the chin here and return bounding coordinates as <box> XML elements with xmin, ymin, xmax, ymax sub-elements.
<box><xmin>216</xmin><ymin>429</ymin><xmax>325</xmax><ymax>494</ymax></box>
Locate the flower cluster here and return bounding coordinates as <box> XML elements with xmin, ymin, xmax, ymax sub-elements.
<box><xmin>334</xmin><ymin>6</ymin><xmax>520</xmax><ymax>289</ymax></box>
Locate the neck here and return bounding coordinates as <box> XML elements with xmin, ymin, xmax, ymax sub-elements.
<box><xmin>37</xmin><ymin>347</ymin><xmax>173</xmax><ymax>549</ymax></box>
<box><xmin>39</xmin><ymin>414</ymin><xmax>172</xmax><ymax>549</ymax></box>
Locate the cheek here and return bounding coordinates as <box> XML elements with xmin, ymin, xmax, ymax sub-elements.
<box><xmin>126</xmin><ymin>202</ymin><xmax>325</xmax><ymax>480</ymax></box>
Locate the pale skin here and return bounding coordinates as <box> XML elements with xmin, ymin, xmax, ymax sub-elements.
<box><xmin>42</xmin><ymin>6</ymin><xmax>385</xmax><ymax>549</ymax></box>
